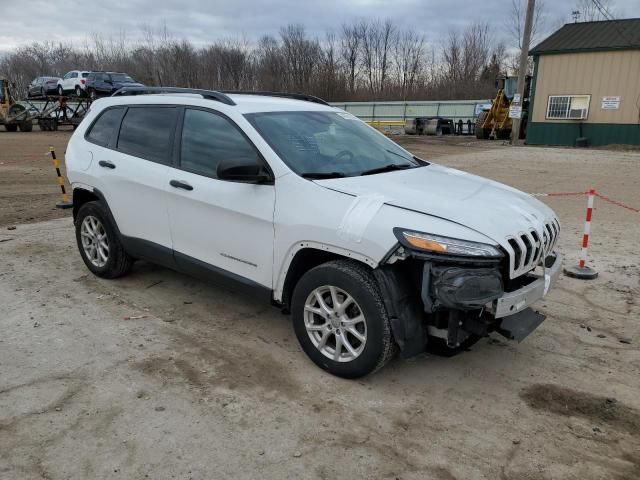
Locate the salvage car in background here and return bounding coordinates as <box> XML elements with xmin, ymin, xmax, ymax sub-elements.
<box><xmin>57</xmin><ymin>70</ymin><xmax>90</xmax><ymax>97</ymax></box>
<box><xmin>85</xmin><ymin>72</ymin><xmax>143</xmax><ymax>100</ymax></box>
<box><xmin>27</xmin><ymin>76</ymin><xmax>61</xmax><ymax>97</ymax></box>
<box><xmin>65</xmin><ymin>87</ymin><xmax>562</xmax><ymax>378</ymax></box>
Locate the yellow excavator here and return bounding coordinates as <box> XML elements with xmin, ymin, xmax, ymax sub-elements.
<box><xmin>475</xmin><ymin>75</ymin><xmax>530</xmax><ymax>140</ymax></box>
<box><xmin>0</xmin><ymin>77</ymin><xmax>33</xmax><ymax>132</ymax></box>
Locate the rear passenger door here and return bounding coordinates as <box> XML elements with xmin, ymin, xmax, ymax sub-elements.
<box><xmin>87</xmin><ymin>105</ymin><xmax>177</xmax><ymax>261</ymax></box>
<box><xmin>166</xmin><ymin>107</ymin><xmax>275</xmax><ymax>289</ymax></box>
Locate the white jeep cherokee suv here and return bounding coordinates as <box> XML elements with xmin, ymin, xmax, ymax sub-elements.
<box><xmin>66</xmin><ymin>87</ymin><xmax>562</xmax><ymax>378</ymax></box>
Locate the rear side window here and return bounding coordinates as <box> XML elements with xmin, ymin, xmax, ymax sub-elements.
<box><xmin>82</xmin><ymin>73</ymin><xmax>89</xmax><ymax>78</ymax></box>
<box><xmin>117</xmin><ymin>107</ymin><xmax>177</xmax><ymax>164</ymax></box>
<box><xmin>86</xmin><ymin>108</ymin><xmax>123</xmax><ymax>147</ymax></box>
<box><xmin>180</xmin><ymin>108</ymin><xmax>262</xmax><ymax>178</ymax></box>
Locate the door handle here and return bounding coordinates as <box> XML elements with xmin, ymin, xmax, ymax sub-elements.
<box><xmin>170</xmin><ymin>179</ymin><xmax>193</xmax><ymax>191</ymax></box>
<box><xmin>98</xmin><ymin>160</ymin><xmax>115</xmax><ymax>169</ymax></box>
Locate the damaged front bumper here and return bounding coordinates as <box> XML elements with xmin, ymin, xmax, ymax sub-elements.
<box><xmin>375</xmin><ymin>247</ymin><xmax>563</xmax><ymax>357</ymax></box>
<box><xmin>488</xmin><ymin>253</ymin><xmax>563</xmax><ymax>319</ymax></box>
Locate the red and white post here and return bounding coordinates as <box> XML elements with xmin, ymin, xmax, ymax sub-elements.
<box><xmin>564</xmin><ymin>188</ymin><xmax>598</xmax><ymax>279</ymax></box>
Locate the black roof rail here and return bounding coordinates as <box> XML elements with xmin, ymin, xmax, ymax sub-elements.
<box><xmin>112</xmin><ymin>87</ymin><xmax>236</xmax><ymax>106</ymax></box>
<box><xmin>221</xmin><ymin>90</ymin><xmax>330</xmax><ymax>106</ymax></box>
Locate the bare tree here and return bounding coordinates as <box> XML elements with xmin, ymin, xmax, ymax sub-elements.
<box><xmin>316</xmin><ymin>33</ymin><xmax>344</xmax><ymax>100</ymax></box>
<box><xmin>358</xmin><ymin>19</ymin><xmax>397</xmax><ymax>96</ymax></box>
<box><xmin>1</xmin><ymin>18</ymin><xmax>521</xmax><ymax>102</ymax></box>
<box><xmin>440</xmin><ymin>23</ymin><xmax>499</xmax><ymax>99</ymax></box>
<box><xmin>393</xmin><ymin>30</ymin><xmax>425</xmax><ymax>100</ymax></box>
<box><xmin>507</xmin><ymin>0</ymin><xmax>548</xmax><ymax>49</ymax></box>
<box><xmin>279</xmin><ymin>24</ymin><xmax>321</xmax><ymax>92</ymax></box>
<box><xmin>254</xmin><ymin>35</ymin><xmax>285</xmax><ymax>92</ymax></box>
<box><xmin>340</xmin><ymin>23</ymin><xmax>360</xmax><ymax>94</ymax></box>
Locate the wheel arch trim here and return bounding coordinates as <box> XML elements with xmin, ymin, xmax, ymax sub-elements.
<box><xmin>274</xmin><ymin>241</ymin><xmax>379</xmax><ymax>303</ymax></box>
<box><xmin>72</xmin><ymin>186</ymin><xmax>121</xmax><ymax>235</ymax></box>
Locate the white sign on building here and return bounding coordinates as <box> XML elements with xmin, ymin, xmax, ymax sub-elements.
<box><xmin>601</xmin><ymin>96</ymin><xmax>621</xmax><ymax>110</ymax></box>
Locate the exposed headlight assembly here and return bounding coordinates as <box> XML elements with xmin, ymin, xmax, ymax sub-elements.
<box><xmin>393</xmin><ymin>228</ymin><xmax>503</xmax><ymax>258</ymax></box>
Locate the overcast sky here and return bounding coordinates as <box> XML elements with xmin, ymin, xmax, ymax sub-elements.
<box><xmin>1</xmin><ymin>0</ymin><xmax>638</xmax><ymax>54</ymax></box>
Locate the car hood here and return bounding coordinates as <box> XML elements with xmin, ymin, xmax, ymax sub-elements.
<box><xmin>313</xmin><ymin>164</ymin><xmax>557</xmax><ymax>246</ymax></box>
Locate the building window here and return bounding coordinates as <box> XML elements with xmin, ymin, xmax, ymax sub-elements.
<box><xmin>546</xmin><ymin>95</ymin><xmax>590</xmax><ymax>120</ymax></box>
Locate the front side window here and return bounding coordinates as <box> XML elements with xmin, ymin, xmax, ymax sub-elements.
<box><xmin>111</xmin><ymin>73</ymin><xmax>134</xmax><ymax>83</ymax></box>
<box><xmin>180</xmin><ymin>108</ymin><xmax>262</xmax><ymax>178</ymax></box>
<box><xmin>245</xmin><ymin>111</ymin><xmax>420</xmax><ymax>177</ymax></box>
<box><xmin>86</xmin><ymin>108</ymin><xmax>124</xmax><ymax>147</ymax></box>
<box><xmin>547</xmin><ymin>95</ymin><xmax>590</xmax><ymax>119</ymax></box>
<box><xmin>117</xmin><ymin>107</ymin><xmax>177</xmax><ymax>164</ymax></box>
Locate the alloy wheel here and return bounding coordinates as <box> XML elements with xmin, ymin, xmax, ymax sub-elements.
<box><xmin>303</xmin><ymin>285</ymin><xmax>367</xmax><ymax>362</ymax></box>
<box><xmin>80</xmin><ymin>215</ymin><xmax>109</xmax><ymax>267</ymax></box>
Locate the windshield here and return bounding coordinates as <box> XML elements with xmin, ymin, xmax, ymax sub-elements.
<box><xmin>112</xmin><ymin>74</ymin><xmax>134</xmax><ymax>83</ymax></box>
<box><xmin>245</xmin><ymin>111</ymin><xmax>422</xmax><ymax>177</ymax></box>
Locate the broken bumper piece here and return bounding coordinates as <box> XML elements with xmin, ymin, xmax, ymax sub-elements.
<box><xmin>497</xmin><ymin>308</ymin><xmax>546</xmax><ymax>342</ymax></box>
<box><xmin>490</xmin><ymin>253</ymin><xmax>562</xmax><ymax>319</ymax></box>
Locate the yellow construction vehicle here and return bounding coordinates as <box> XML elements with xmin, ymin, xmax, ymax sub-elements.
<box><xmin>475</xmin><ymin>75</ymin><xmax>530</xmax><ymax>140</ymax></box>
<box><xmin>0</xmin><ymin>77</ymin><xmax>33</xmax><ymax>132</ymax></box>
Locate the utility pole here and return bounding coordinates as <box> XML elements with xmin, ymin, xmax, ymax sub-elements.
<box><xmin>511</xmin><ymin>0</ymin><xmax>535</xmax><ymax>144</ymax></box>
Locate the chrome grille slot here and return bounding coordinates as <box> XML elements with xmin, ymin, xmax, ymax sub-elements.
<box><xmin>522</xmin><ymin>234</ymin><xmax>533</xmax><ymax>266</ymax></box>
<box><xmin>508</xmin><ymin>238</ymin><xmax>521</xmax><ymax>272</ymax></box>
<box><xmin>507</xmin><ymin>217</ymin><xmax>560</xmax><ymax>278</ymax></box>
<box><xmin>530</xmin><ymin>230</ymin><xmax>542</xmax><ymax>265</ymax></box>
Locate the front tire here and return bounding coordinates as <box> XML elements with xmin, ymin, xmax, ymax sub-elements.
<box><xmin>89</xmin><ymin>88</ymin><xmax>97</xmax><ymax>101</ymax></box>
<box><xmin>291</xmin><ymin>260</ymin><xmax>396</xmax><ymax>378</ymax></box>
<box><xmin>75</xmin><ymin>201</ymin><xmax>133</xmax><ymax>279</ymax></box>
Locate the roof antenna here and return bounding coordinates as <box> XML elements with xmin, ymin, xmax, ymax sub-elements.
<box><xmin>572</xmin><ymin>10</ymin><xmax>580</xmax><ymax>22</ymax></box>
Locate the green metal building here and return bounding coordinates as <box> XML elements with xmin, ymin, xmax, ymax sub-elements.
<box><xmin>527</xmin><ymin>19</ymin><xmax>640</xmax><ymax>147</ymax></box>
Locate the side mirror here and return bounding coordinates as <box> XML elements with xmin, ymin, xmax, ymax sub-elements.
<box><xmin>217</xmin><ymin>160</ymin><xmax>272</xmax><ymax>184</ymax></box>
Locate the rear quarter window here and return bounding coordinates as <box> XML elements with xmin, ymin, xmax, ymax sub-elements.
<box><xmin>116</xmin><ymin>106</ymin><xmax>178</xmax><ymax>164</ymax></box>
<box><xmin>85</xmin><ymin>108</ymin><xmax>124</xmax><ymax>147</ymax></box>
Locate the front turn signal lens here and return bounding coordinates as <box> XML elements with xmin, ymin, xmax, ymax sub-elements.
<box><xmin>393</xmin><ymin>228</ymin><xmax>504</xmax><ymax>258</ymax></box>
<box><xmin>403</xmin><ymin>234</ymin><xmax>448</xmax><ymax>253</ymax></box>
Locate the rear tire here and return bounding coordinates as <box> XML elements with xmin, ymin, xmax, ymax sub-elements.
<box><xmin>75</xmin><ymin>86</ymin><xmax>83</xmax><ymax>97</ymax></box>
<box><xmin>89</xmin><ymin>89</ymin><xmax>97</xmax><ymax>101</ymax></box>
<box><xmin>58</xmin><ymin>85</ymin><xmax>64</xmax><ymax>96</ymax></box>
<box><xmin>291</xmin><ymin>260</ymin><xmax>396</xmax><ymax>378</ymax></box>
<box><xmin>19</xmin><ymin>121</ymin><xmax>33</xmax><ymax>132</ymax></box>
<box><xmin>4</xmin><ymin>124</ymin><xmax>18</xmax><ymax>132</ymax></box>
<box><xmin>75</xmin><ymin>201</ymin><xmax>134</xmax><ymax>279</ymax></box>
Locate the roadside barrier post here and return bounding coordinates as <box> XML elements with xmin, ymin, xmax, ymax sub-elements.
<box><xmin>49</xmin><ymin>146</ymin><xmax>73</xmax><ymax>210</ymax></box>
<box><xmin>563</xmin><ymin>188</ymin><xmax>598</xmax><ymax>280</ymax></box>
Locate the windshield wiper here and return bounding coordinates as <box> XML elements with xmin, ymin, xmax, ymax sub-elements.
<box><xmin>359</xmin><ymin>163</ymin><xmax>414</xmax><ymax>176</ymax></box>
<box><xmin>301</xmin><ymin>172</ymin><xmax>345</xmax><ymax>179</ymax></box>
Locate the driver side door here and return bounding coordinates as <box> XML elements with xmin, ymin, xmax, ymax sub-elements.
<box><xmin>166</xmin><ymin>107</ymin><xmax>276</xmax><ymax>292</ymax></box>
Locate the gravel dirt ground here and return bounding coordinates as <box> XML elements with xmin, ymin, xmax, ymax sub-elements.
<box><xmin>1</xmin><ymin>130</ymin><xmax>639</xmax><ymax>479</ymax></box>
